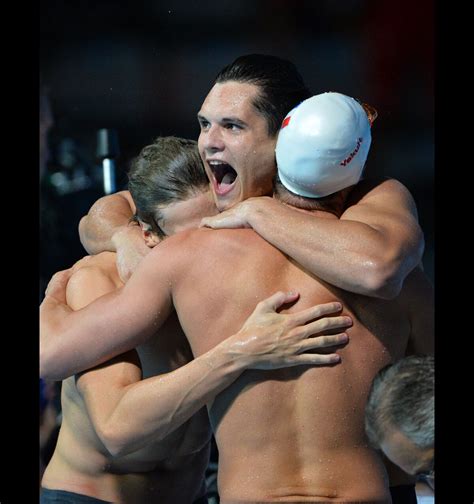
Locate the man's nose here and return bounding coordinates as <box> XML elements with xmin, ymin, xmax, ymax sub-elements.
<box><xmin>203</xmin><ymin>125</ymin><xmax>225</xmax><ymax>152</ymax></box>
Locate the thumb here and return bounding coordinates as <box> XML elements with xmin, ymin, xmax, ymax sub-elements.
<box><xmin>257</xmin><ymin>291</ymin><xmax>300</xmax><ymax>313</ymax></box>
<box><xmin>199</xmin><ymin>217</ymin><xmax>214</xmax><ymax>228</ymax></box>
<box><xmin>200</xmin><ymin>215</ymin><xmax>226</xmax><ymax>228</ymax></box>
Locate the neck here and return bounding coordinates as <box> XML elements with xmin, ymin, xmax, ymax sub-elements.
<box><xmin>283</xmin><ymin>202</ymin><xmax>340</xmax><ymax>219</ymax></box>
<box><xmin>273</xmin><ymin>179</ymin><xmax>350</xmax><ymax>218</ymax></box>
<box><xmin>274</xmin><ymin>190</ymin><xmax>349</xmax><ymax>218</ymax></box>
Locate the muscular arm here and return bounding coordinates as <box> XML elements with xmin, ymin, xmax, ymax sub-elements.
<box><xmin>64</xmin><ymin>262</ymin><xmax>211</xmax><ymax>457</ymax></box>
<box><xmin>202</xmin><ymin>179</ymin><xmax>424</xmax><ymax>299</ymax></box>
<box><xmin>40</xmin><ymin>245</ymin><xmax>175</xmax><ymax>380</ymax></box>
<box><xmin>40</xmin><ymin>234</ymin><xmax>351</xmax><ymax>380</ymax></box>
<box><xmin>78</xmin><ymin>190</ymin><xmax>138</xmax><ymax>253</ymax></box>
<box><xmin>78</xmin><ymin>190</ymin><xmax>151</xmax><ymax>280</ymax></box>
<box><xmin>41</xmin><ymin>245</ymin><xmax>351</xmax><ymax>454</ymax></box>
<box><xmin>76</xmin><ymin>348</ymin><xmax>223</xmax><ymax>457</ymax></box>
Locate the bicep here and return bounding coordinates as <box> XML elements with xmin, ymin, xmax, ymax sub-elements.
<box><xmin>342</xmin><ymin>179</ymin><xmax>424</xmax><ymax>268</ymax></box>
<box><xmin>342</xmin><ymin>179</ymin><xmax>420</xmax><ymax>236</ymax></box>
<box><xmin>45</xmin><ymin>242</ymin><xmax>177</xmax><ymax>376</ymax></box>
<box><xmin>76</xmin><ymin>351</ymin><xmax>142</xmax><ymax>433</ymax></box>
<box><xmin>74</xmin><ymin>246</ymin><xmax>175</xmax><ymax>347</ymax></box>
<box><xmin>67</xmin><ymin>249</ymin><xmax>174</xmax><ymax>331</ymax></box>
<box><xmin>118</xmin><ymin>246</ymin><xmax>175</xmax><ymax>325</ymax></box>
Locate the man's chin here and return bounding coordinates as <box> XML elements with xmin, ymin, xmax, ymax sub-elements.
<box><xmin>216</xmin><ymin>199</ymin><xmax>234</xmax><ymax>212</ymax></box>
<box><xmin>213</xmin><ymin>186</ymin><xmax>241</xmax><ymax>212</ymax></box>
<box><xmin>216</xmin><ymin>195</ymin><xmax>241</xmax><ymax>212</ymax></box>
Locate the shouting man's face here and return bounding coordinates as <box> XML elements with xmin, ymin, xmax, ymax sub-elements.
<box><xmin>198</xmin><ymin>81</ymin><xmax>277</xmax><ymax>212</ymax></box>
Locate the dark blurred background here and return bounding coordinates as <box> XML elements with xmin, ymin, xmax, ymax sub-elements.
<box><xmin>40</xmin><ymin>0</ymin><xmax>434</xmax><ymax>285</ymax></box>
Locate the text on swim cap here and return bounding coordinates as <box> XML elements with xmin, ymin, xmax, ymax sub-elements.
<box><xmin>340</xmin><ymin>138</ymin><xmax>362</xmax><ymax>167</ymax></box>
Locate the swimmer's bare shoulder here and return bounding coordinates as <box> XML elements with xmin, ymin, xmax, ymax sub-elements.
<box><xmin>147</xmin><ymin>226</ymin><xmax>262</xmax><ymax>278</ymax></box>
<box><xmin>67</xmin><ymin>252</ymin><xmax>123</xmax><ymax>309</ymax></box>
<box><xmin>59</xmin><ymin>253</ymin><xmax>144</xmax><ymax>459</ymax></box>
<box><xmin>345</xmin><ymin>177</ymin><xmax>419</xmax><ymax>218</ymax></box>
<box><xmin>342</xmin><ymin>176</ymin><xmax>424</xmax><ymax>295</ymax></box>
<box><xmin>64</xmin><ymin>253</ymin><xmax>140</xmax><ymax>397</ymax></box>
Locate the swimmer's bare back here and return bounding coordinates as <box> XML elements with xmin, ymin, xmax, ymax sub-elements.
<box><xmin>161</xmin><ymin>226</ymin><xmax>430</xmax><ymax>503</ymax></box>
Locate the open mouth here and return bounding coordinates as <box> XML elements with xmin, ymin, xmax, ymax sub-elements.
<box><xmin>208</xmin><ymin>161</ymin><xmax>238</xmax><ymax>196</ymax></box>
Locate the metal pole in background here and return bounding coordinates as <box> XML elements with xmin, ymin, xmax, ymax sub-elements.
<box><xmin>96</xmin><ymin>128</ymin><xmax>120</xmax><ymax>194</ymax></box>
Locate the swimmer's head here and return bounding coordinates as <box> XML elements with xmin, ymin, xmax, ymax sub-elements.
<box><xmin>275</xmin><ymin>92</ymin><xmax>377</xmax><ymax>199</ymax></box>
<box><xmin>365</xmin><ymin>356</ymin><xmax>434</xmax><ymax>477</ymax></box>
<box><xmin>128</xmin><ymin>136</ymin><xmax>217</xmax><ymax>245</ymax></box>
<box><xmin>198</xmin><ymin>55</ymin><xmax>312</xmax><ymax>211</ymax></box>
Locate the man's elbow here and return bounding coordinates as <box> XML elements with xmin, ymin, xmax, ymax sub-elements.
<box><xmin>40</xmin><ymin>344</ymin><xmax>66</xmax><ymax>382</ymax></box>
<box><xmin>98</xmin><ymin>423</ymin><xmax>146</xmax><ymax>458</ymax></box>
<box><xmin>362</xmin><ymin>268</ymin><xmax>403</xmax><ymax>300</ymax></box>
<box><xmin>98</xmin><ymin>427</ymin><xmax>126</xmax><ymax>457</ymax></box>
<box><xmin>358</xmin><ymin>253</ymin><xmax>407</xmax><ymax>300</ymax></box>
<box><xmin>362</xmin><ymin>232</ymin><xmax>424</xmax><ymax>299</ymax></box>
<box><xmin>78</xmin><ymin>215</ymin><xmax>97</xmax><ymax>255</ymax></box>
<box><xmin>98</xmin><ymin>416</ymin><xmax>171</xmax><ymax>458</ymax></box>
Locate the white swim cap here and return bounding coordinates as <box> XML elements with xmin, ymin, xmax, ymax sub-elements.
<box><xmin>275</xmin><ymin>92</ymin><xmax>373</xmax><ymax>198</ymax></box>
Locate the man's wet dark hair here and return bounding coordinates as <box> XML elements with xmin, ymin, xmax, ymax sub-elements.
<box><xmin>214</xmin><ymin>54</ymin><xmax>312</xmax><ymax>136</ymax></box>
<box><xmin>273</xmin><ymin>173</ymin><xmax>351</xmax><ymax>218</ymax></box>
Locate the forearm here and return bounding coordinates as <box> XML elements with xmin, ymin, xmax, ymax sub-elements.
<box><xmin>40</xmin><ymin>293</ymin><xmax>151</xmax><ymax>380</ymax></box>
<box><xmin>78</xmin><ymin>191</ymin><xmax>135</xmax><ymax>254</ymax></box>
<box><xmin>40</xmin><ymin>245</ymin><xmax>178</xmax><ymax>380</ymax></box>
<box><xmin>249</xmin><ymin>202</ymin><xmax>422</xmax><ymax>298</ymax></box>
<box><xmin>82</xmin><ymin>291</ymin><xmax>353</xmax><ymax>457</ymax></box>
<box><xmin>97</xmin><ymin>344</ymin><xmax>245</xmax><ymax>456</ymax></box>
<box><xmin>107</xmin><ymin>295</ymin><xmax>354</xmax><ymax>456</ymax></box>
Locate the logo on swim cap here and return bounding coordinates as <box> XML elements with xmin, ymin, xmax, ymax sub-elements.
<box><xmin>275</xmin><ymin>92</ymin><xmax>372</xmax><ymax>198</ymax></box>
<box><xmin>281</xmin><ymin>116</ymin><xmax>291</xmax><ymax>129</ymax></box>
<box><xmin>340</xmin><ymin>137</ymin><xmax>363</xmax><ymax>167</ymax></box>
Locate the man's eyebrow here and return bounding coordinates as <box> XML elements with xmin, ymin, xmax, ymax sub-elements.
<box><xmin>197</xmin><ymin>114</ymin><xmax>248</xmax><ymax>128</ymax></box>
<box><xmin>221</xmin><ymin>117</ymin><xmax>248</xmax><ymax>127</ymax></box>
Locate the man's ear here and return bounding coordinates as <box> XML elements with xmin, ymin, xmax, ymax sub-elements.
<box><xmin>144</xmin><ymin>231</ymin><xmax>161</xmax><ymax>248</ymax></box>
<box><xmin>137</xmin><ymin>219</ymin><xmax>161</xmax><ymax>248</ymax></box>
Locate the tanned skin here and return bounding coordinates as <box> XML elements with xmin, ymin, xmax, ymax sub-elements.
<box><xmin>41</xmin><ymin>252</ymin><xmax>211</xmax><ymax>503</ymax></box>
<box><xmin>40</xmin><ymin>211</ymin><xmax>433</xmax><ymax>502</ymax></box>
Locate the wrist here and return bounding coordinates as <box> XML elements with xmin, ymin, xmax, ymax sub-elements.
<box><xmin>246</xmin><ymin>197</ymin><xmax>273</xmax><ymax>232</ymax></box>
<box><xmin>205</xmin><ymin>339</ymin><xmax>250</xmax><ymax>374</ymax></box>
